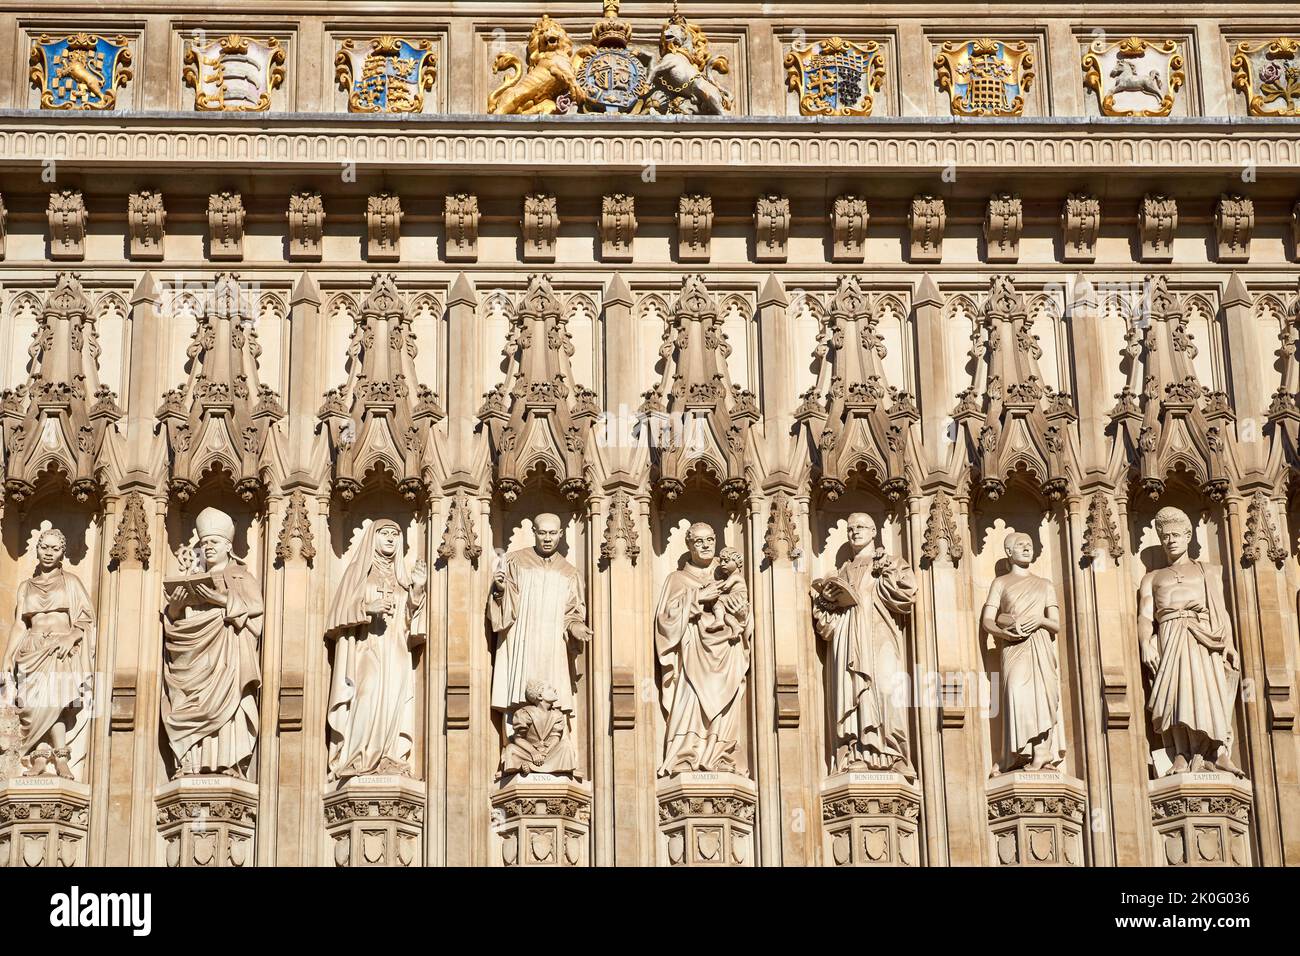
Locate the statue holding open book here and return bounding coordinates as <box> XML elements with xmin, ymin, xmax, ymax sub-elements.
<box><xmin>812</xmin><ymin>513</ymin><xmax>918</xmax><ymax>779</ymax></box>
<box><xmin>161</xmin><ymin>507</ymin><xmax>263</xmax><ymax>779</ymax></box>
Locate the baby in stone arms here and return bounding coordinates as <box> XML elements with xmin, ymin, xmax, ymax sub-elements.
<box><xmin>698</xmin><ymin>546</ymin><xmax>749</xmax><ymax>641</ymax></box>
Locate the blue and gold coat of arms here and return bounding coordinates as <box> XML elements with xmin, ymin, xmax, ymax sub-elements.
<box><xmin>785</xmin><ymin>37</ymin><xmax>886</xmax><ymax>116</ymax></box>
<box><xmin>335</xmin><ymin>36</ymin><xmax>438</xmax><ymax>114</ymax></box>
<box><xmin>935</xmin><ymin>38</ymin><xmax>1035</xmax><ymax>117</ymax></box>
<box><xmin>29</xmin><ymin>33</ymin><xmax>132</xmax><ymax>110</ymax></box>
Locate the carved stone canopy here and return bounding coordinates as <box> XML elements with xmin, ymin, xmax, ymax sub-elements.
<box><xmin>956</xmin><ymin>274</ymin><xmax>1078</xmax><ymax>502</ymax></box>
<box><xmin>1</xmin><ymin>272</ymin><xmax>122</xmax><ymax>503</ymax></box>
<box><xmin>643</xmin><ymin>274</ymin><xmax>756</xmax><ymax>501</ymax></box>
<box><xmin>479</xmin><ymin>274</ymin><xmax>598</xmax><ymax>503</ymax></box>
<box><xmin>319</xmin><ymin>272</ymin><xmax>442</xmax><ymax>502</ymax></box>
<box><xmin>1109</xmin><ymin>275</ymin><xmax>1234</xmax><ymax>501</ymax></box>
<box><xmin>157</xmin><ymin>273</ymin><xmax>283</xmax><ymax>502</ymax></box>
<box><xmin>796</xmin><ymin>275</ymin><xmax>918</xmax><ymax>502</ymax></box>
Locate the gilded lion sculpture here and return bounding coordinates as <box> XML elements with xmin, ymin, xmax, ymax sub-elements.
<box><xmin>488</xmin><ymin>15</ymin><xmax>584</xmax><ymax>115</ymax></box>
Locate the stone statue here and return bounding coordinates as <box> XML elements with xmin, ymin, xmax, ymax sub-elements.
<box><xmin>500</xmin><ymin>678</ymin><xmax>578</xmax><ymax>777</ymax></box>
<box><xmin>1138</xmin><ymin>507</ymin><xmax>1244</xmax><ymax>776</ymax></box>
<box><xmin>0</xmin><ymin>529</ymin><xmax>95</xmax><ymax>780</ymax></box>
<box><xmin>161</xmin><ymin>507</ymin><xmax>263</xmax><ymax>778</ymax></box>
<box><xmin>325</xmin><ymin>519</ymin><xmax>428</xmax><ymax>781</ymax></box>
<box><xmin>656</xmin><ymin>524</ymin><xmax>752</xmax><ymax>776</ymax></box>
<box><xmin>645</xmin><ymin>15</ymin><xmax>732</xmax><ymax>115</ymax></box>
<box><xmin>487</xmin><ymin>15</ymin><xmax>582</xmax><ymax>115</ymax></box>
<box><xmin>812</xmin><ymin>513</ymin><xmax>918</xmax><ymax>779</ymax></box>
<box><xmin>489</xmin><ymin>513</ymin><xmax>591</xmax><ymax>776</ymax></box>
<box><xmin>981</xmin><ymin>532</ymin><xmax>1065</xmax><ymax>774</ymax></box>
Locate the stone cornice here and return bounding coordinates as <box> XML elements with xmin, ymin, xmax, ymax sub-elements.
<box><xmin>1</xmin><ymin>113</ymin><xmax>1298</xmax><ymax>175</ymax></box>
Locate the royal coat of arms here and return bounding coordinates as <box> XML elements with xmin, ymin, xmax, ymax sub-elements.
<box><xmin>572</xmin><ymin>1</ymin><xmax>652</xmax><ymax>112</ymax></box>
<box><xmin>1083</xmin><ymin>36</ymin><xmax>1185</xmax><ymax>117</ymax></box>
<box><xmin>335</xmin><ymin>36</ymin><xmax>438</xmax><ymax>113</ymax></box>
<box><xmin>576</xmin><ymin>44</ymin><xmax>652</xmax><ymax>112</ymax></box>
<box><xmin>29</xmin><ymin>33</ymin><xmax>132</xmax><ymax>110</ymax></box>
<box><xmin>183</xmin><ymin>34</ymin><xmax>286</xmax><ymax>112</ymax></box>
<box><xmin>1231</xmin><ymin>37</ymin><xmax>1300</xmax><ymax>116</ymax></box>
<box><xmin>785</xmin><ymin>36</ymin><xmax>885</xmax><ymax>116</ymax></box>
<box><xmin>934</xmin><ymin>38</ymin><xmax>1034</xmax><ymax>117</ymax></box>
<box><xmin>487</xmin><ymin>2</ymin><xmax>729</xmax><ymax>116</ymax></box>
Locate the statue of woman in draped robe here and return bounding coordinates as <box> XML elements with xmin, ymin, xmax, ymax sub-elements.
<box><xmin>655</xmin><ymin>523</ymin><xmax>752</xmax><ymax>777</ymax></box>
<box><xmin>1</xmin><ymin>528</ymin><xmax>95</xmax><ymax>780</ymax></box>
<box><xmin>981</xmin><ymin>532</ymin><xmax>1065</xmax><ymax>775</ymax></box>
<box><xmin>161</xmin><ymin>507</ymin><xmax>263</xmax><ymax>778</ymax></box>
<box><xmin>1138</xmin><ymin>507</ymin><xmax>1244</xmax><ymax>777</ymax></box>
<box><xmin>326</xmin><ymin>519</ymin><xmax>428</xmax><ymax>782</ymax></box>
<box><xmin>812</xmin><ymin>513</ymin><xmax>918</xmax><ymax>779</ymax></box>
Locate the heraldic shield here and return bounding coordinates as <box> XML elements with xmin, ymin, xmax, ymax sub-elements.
<box><xmin>935</xmin><ymin>37</ymin><xmax>1035</xmax><ymax>117</ymax></box>
<box><xmin>785</xmin><ymin>36</ymin><xmax>886</xmax><ymax>116</ymax></box>
<box><xmin>30</xmin><ymin>33</ymin><xmax>133</xmax><ymax>110</ymax></box>
<box><xmin>336</xmin><ymin>36</ymin><xmax>438</xmax><ymax>114</ymax></box>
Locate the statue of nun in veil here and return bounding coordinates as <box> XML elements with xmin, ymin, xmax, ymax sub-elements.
<box><xmin>325</xmin><ymin>519</ymin><xmax>428</xmax><ymax>782</ymax></box>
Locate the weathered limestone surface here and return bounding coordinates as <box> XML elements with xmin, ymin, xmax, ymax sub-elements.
<box><xmin>0</xmin><ymin>1</ymin><xmax>1298</xmax><ymax>868</ymax></box>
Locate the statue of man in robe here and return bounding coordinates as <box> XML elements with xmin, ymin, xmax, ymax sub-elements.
<box><xmin>161</xmin><ymin>507</ymin><xmax>263</xmax><ymax>779</ymax></box>
<box><xmin>655</xmin><ymin>523</ymin><xmax>752</xmax><ymax>777</ymax></box>
<box><xmin>812</xmin><ymin>512</ymin><xmax>918</xmax><ymax>779</ymax></box>
<box><xmin>325</xmin><ymin>519</ymin><xmax>427</xmax><ymax>781</ymax></box>
<box><xmin>1138</xmin><ymin>507</ymin><xmax>1244</xmax><ymax>776</ymax></box>
<box><xmin>489</xmin><ymin>513</ymin><xmax>591</xmax><ymax>777</ymax></box>
<box><xmin>981</xmin><ymin>531</ymin><xmax>1065</xmax><ymax>775</ymax></box>
<box><xmin>1</xmin><ymin>528</ymin><xmax>96</xmax><ymax>780</ymax></box>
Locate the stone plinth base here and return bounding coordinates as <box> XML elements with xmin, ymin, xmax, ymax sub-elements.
<box><xmin>156</xmin><ymin>776</ymin><xmax>258</xmax><ymax>868</ymax></box>
<box><xmin>0</xmin><ymin>776</ymin><xmax>91</xmax><ymax>867</ymax></box>
<box><xmin>821</xmin><ymin>772</ymin><xmax>921</xmax><ymax>866</ymax></box>
<box><xmin>986</xmin><ymin>771</ymin><xmax>1087</xmax><ymax>866</ymax></box>
<box><xmin>1150</xmin><ymin>773</ymin><xmax>1252</xmax><ymax>867</ymax></box>
<box><xmin>323</xmin><ymin>775</ymin><xmax>425</xmax><ymax>867</ymax></box>
<box><xmin>657</xmin><ymin>772</ymin><xmax>757</xmax><ymax>866</ymax></box>
<box><xmin>490</xmin><ymin>775</ymin><xmax>591</xmax><ymax>867</ymax></box>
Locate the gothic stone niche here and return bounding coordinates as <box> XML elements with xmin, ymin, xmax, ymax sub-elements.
<box><xmin>987</xmin><ymin>773</ymin><xmax>1086</xmax><ymax>866</ymax></box>
<box><xmin>1</xmin><ymin>520</ymin><xmax>98</xmax><ymax>785</ymax></box>
<box><xmin>323</xmin><ymin>775</ymin><xmax>425</xmax><ymax>867</ymax></box>
<box><xmin>326</xmin><ymin>504</ymin><xmax>429</xmax><ymax>765</ymax></box>
<box><xmin>0</xmin><ymin>776</ymin><xmax>91</xmax><ymax>867</ymax></box>
<box><xmin>490</xmin><ymin>513</ymin><xmax>590</xmax><ymax>767</ymax></box>
<box><xmin>973</xmin><ymin>510</ymin><xmax>1082</xmax><ymax>785</ymax></box>
<box><xmin>821</xmin><ymin>772</ymin><xmax>920</xmax><ymax>866</ymax></box>
<box><xmin>487</xmin><ymin>508</ymin><xmax>592</xmax><ymax>866</ymax></box>
<box><xmin>1134</xmin><ymin>505</ymin><xmax>1247</xmax><ymax>778</ymax></box>
<box><xmin>155</xmin><ymin>775</ymin><xmax>257</xmax><ymax>868</ymax></box>
<box><xmin>652</xmin><ymin>511</ymin><xmax>756</xmax><ymax>866</ymax></box>
<box><xmin>160</xmin><ymin>504</ymin><xmax>263</xmax><ymax>787</ymax></box>
<box><xmin>320</xmin><ymin>505</ymin><xmax>430</xmax><ymax>867</ymax></box>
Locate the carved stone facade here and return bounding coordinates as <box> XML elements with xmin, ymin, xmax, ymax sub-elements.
<box><xmin>0</xmin><ymin>2</ymin><xmax>1298</xmax><ymax>870</ymax></box>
